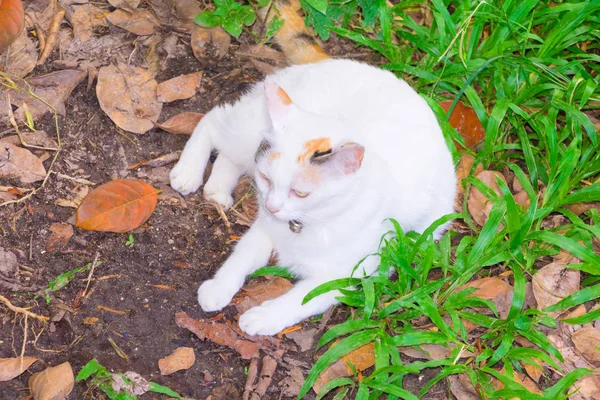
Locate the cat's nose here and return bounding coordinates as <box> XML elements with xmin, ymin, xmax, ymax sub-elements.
<box><xmin>265</xmin><ymin>201</ymin><xmax>281</xmax><ymax>214</ymax></box>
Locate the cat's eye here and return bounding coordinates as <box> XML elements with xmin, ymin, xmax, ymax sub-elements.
<box><xmin>259</xmin><ymin>172</ymin><xmax>270</xmax><ymax>184</ymax></box>
<box><xmin>292</xmin><ymin>189</ymin><xmax>309</xmax><ymax>198</ymax></box>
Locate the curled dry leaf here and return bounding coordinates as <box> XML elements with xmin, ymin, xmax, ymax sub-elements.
<box><xmin>154</xmin><ymin>112</ymin><xmax>204</xmax><ymax>135</ymax></box>
<box><xmin>462</xmin><ymin>277</ymin><xmax>513</xmax><ymax>319</ymax></box>
<box><xmin>158</xmin><ymin>347</ymin><xmax>195</xmax><ymax>375</ymax></box>
<box><xmin>45</xmin><ymin>223</ymin><xmax>74</xmax><ymax>252</ymax></box>
<box><xmin>0</xmin><ymin>0</ymin><xmax>24</xmax><ymax>54</ymax></box>
<box><xmin>71</xmin><ymin>4</ymin><xmax>108</xmax><ymax>42</ymax></box>
<box><xmin>105</xmin><ymin>9</ymin><xmax>159</xmax><ymax>36</ymax></box>
<box><xmin>157</xmin><ymin>72</ymin><xmax>203</xmax><ymax>103</ymax></box>
<box><xmin>232</xmin><ymin>277</ymin><xmax>293</xmax><ymax>314</ymax></box>
<box><xmin>75</xmin><ymin>179</ymin><xmax>160</xmax><ymax>233</ymax></box>
<box><xmin>313</xmin><ymin>342</ymin><xmax>374</xmax><ymax>395</ymax></box>
<box><xmin>175</xmin><ymin>312</ymin><xmax>282</xmax><ymax>360</ymax></box>
<box><xmin>2</xmin><ymin>29</ymin><xmax>36</xmax><ymax>78</ymax></box>
<box><xmin>440</xmin><ymin>100</ymin><xmax>486</xmax><ymax>150</ymax></box>
<box><xmin>532</xmin><ymin>261</ymin><xmax>580</xmax><ymax>318</ymax></box>
<box><xmin>191</xmin><ymin>26</ymin><xmax>231</xmax><ymax>60</ymax></box>
<box><xmin>572</xmin><ymin>328</ymin><xmax>600</xmax><ymax>362</ymax></box>
<box><xmin>572</xmin><ymin>373</ymin><xmax>600</xmax><ymax>400</ymax></box>
<box><xmin>0</xmin><ymin>142</ymin><xmax>46</xmax><ymax>184</ymax></box>
<box><xmin>28</xmin><ymin>361</ymin><xmax>74</xmax><ymax>400</ymax></box>
<box><xmin>96</xmin><ymin>63</ymin><xmax>162</xmax><ymax>134</ymax></box>
<box><xmin>0</xmin><ymin>357</ymin><xmax>38</xmax><ymax>381</ymax></box>
<box><xmin>467</xmin><ymin>170</ymin><xmax>507</xmax><ymax>226</ymax></box>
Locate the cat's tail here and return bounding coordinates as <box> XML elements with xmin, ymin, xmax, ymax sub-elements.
<box><xmin>260</xmin><ymin>0</ymin><xmax>330</xmax><ymax>65</ymax></box>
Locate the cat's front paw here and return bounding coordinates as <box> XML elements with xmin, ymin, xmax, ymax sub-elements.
<box><xmin>203</xmin><ymin>180</ymin><xmax>234</xmax><ymax>210</ymax></box>
<box><xmin>238</xmin><ymin>303</ymin><xmax>294</xmax><ymax>336</ymax></box>
<box><xmin>197</xmin><ymin>279</ymin><xmax>237</xmax><ymax>312</ymax></box>
<box><xmin>170</xmin><ymin>160</ymin><xmax>203</xmax><ymax>196</ymax></box>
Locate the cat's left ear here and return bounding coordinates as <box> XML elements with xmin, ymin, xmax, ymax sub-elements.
<box><xmin>317</xmin><ymin>142</ymin><xmax>365</xmax><ymax>176</ymax></box>
<box><xmin>264</xmin><ymin>78</ymin><xmax>295</xmax><ymax>121</ymax></box>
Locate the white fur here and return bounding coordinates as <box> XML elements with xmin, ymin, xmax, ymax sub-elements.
<box><xmin>170</xmin><ymin>59</ymin><xmax>456</xmax><ymax>336</ymax></box>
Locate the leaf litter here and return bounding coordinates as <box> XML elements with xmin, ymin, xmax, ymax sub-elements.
<box><xmin>158</xmin><ymin>347</ymin><xmax>196</xmax><ymax>375</ymax></box>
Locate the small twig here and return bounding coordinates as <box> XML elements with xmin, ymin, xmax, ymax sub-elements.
<box><xmin>0</xmin><ymin>186</ymin><xmax>34</xmax><ymax>193</ymax></box>
<box><xmin>108</xmin><ymin>337</ymin><xmax>129</xmax><ymax>360</ymax></box>
<box><xmin>53</xmin><ymin>172</ymin><xmax>96</xmax><ymax>186</ymax></box>
<box><xmin>20</xmin><ymin>315</ymin><xmax>28</xmax><ymax>372</ymax></box>
<box><xmin>212</xmin><ymin>201</ymin><xmax>232</xmax><ymax>233</ymax></box>
<box><xmin>0</xmin><ymin>295</ymin><xmax>49</xmax><ymax>322</ymax></box>
<box><xmin>29</xmin><ymin>232</ymin><xmax>33</xmax><ymax>261</ymax></box>
<box><xmin>82</xmin><ymin>252</ymin><xmax>100</xmax><ymax>299</ymax></box>
<box><xmin>37</xmin><ymin>7</ymin><xmax>66</xmax><ymax>65</ymax></box>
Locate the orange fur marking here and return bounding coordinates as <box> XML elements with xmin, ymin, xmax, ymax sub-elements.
<box><xmin>297</xmin><ymin>137</ymin><xmax>331</xmax><ymax>163</ymax></box>
<box><xmin>268</xmin><ymin>151</ymin><xmax>281</xmax><ymax>160</ymax></box>
<box><xmin>277</xmin><ymin>87</ymin><xmax>293</xmax><ymax>105</ymax></box>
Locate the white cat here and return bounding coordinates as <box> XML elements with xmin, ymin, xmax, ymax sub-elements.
<box><xmin>169</xmin><ymin>58</ymin><xmax>456</xmax><ymax>336</ymax></box>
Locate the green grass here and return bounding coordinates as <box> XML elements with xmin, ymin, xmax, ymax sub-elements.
<box><xmin>292</xmin><ymin>0</ymin><xmax>600</xmax><ymax>398</ymax></box>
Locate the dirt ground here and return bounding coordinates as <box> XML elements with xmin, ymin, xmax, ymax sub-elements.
<box><xmin>0</xmin><ymin>5</ymin><xmax>450</xmax><ymax>399</ymax></box>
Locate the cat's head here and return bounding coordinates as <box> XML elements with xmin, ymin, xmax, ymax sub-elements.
<box><xmin>254</xmin><ymin>78</ymin><xmax>365</xmax><ymax>223</ymax></box>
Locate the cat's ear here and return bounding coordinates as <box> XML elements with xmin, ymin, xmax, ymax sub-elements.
<box><xmin>264</xmin><ymin>78</ymin><xmax>294</xmax><ymax>120</ymax></box>
<box><xmin>317</xmin><ymin>142</ymin><xmax>365</xmax><ymax>176</ymax></box>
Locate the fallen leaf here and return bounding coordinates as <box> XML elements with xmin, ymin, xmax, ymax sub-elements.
<box><xmin>191</xmin><ymin>26</ymin><xmax>230</xmax><ymax>60</ymax></box>
<box><xmin>158</xmin><ymin>347</ymin><xmax>195</xmax><ymax>375</ymax></box>
<box><xmin>462</xmin><ymin>277</ymin><xmax>514</xmax><ymax>319</ymax></box>
<box><xmin>1</xmin><ymin>131</ymin><xmax>56</xmax><ymax>148</ymax></box>
<box><xmin>28</xmin><ymin>361</ymin><xmax>74</xmax><ymax>400</ymax></box>
<box><xmin>532</xmin><ymin>261</ymin><xmax>580</xmax><ymax>318</ymax></box>
<box><xmin>399</xmin><ymin>343</ymin><xmax>473</xmax><ymax>360</ymax></box>
<box><xmin>108</xmin><ymin>0</ymin><xmax>140</xmax><ymax>12</ymax></box>
<box><xmin>171</xmin><ymin>0</ymin><xmax>201</xmax><ymax>21</ymax></box>
<box><xmin>467</xmin><ymin>170</ymin><xmax>507</xmax><ymax>226</ymax></box>
<box><xmin>572</xmin><ymin>373</ymin><xmax>600</xmax><ymax>400</ymax></box>
<box><xmin>562</xmin><ymin>304</ymin><xmax>587</xmax><ymax>321</ymax></box>
<box><xmin>0</xmin><ymin>142</ymin><xmax>46</xmax><ymax>184</ymax></box>
<box><xmin>514</xmin><ymin>190</ymin><xmax>531</xmax><ymax>208</ymax></box>
<box><xmin>83</xmin><ymin>317</ymin><xmax>98</xmax><ymax>325</ymax></box>
<box><xmin>572</xmin><ymin>328</ymin><xmax>600</xmax><ymax>362</ymax></box>
<box><xmin>237</xmin><ymin>44</ymin><xmax>286</xmax><ymax>63</ymax></box>
<box><xmin>105</xmin><ymin>9</ymin><xmax>159</xmax><ymax>36</ymax></box>
<box><xmin>154</xmin><ymin>112</ymin><xmax>204</xmax><ymax>135</ymax></box>
<box><xmin>249</xmin><ymin>59</ymin><xmax>278</xmax><ymax>76</ymax></box>
<box><xmin>313</xmin><ymin>342</ymin><xmax>374</xmax><ymax>395</ymax></box>
<box><xmin>45</xmin><ymin>223</ymin><xmax>74</xmax><ymax>252</ymax></box>
<box><xmin>491</xmin><ymin>368</ymin><xmax>541</xmax><ymax>397</ymax></box>
<box><xmin>75</xmin><ymin>179</ymin><xmax>160</xmax><ymax>233</ymax></box>
<box><xmin>456</xmin><ymin>153</ymin><xmax>482</xmax><ymax>195</ymax></box>
<box><xmin>111</xmin><ymin>371</ymin><xmax>149</xmax><ymax>396</ymax></box>
<box><xmin>286</xmin><ymin>328</ymin><xmax>318</xmax><ymax>352</ymax></box>
<box><xmin>523</xmin><ymin>358</ymin><xmax>543</xmax><ymax>383</ymax></box>
<box><xmin>0</xmin><ymin>0</ymin><xmax>24</xmax><ymax>54</ymax></box>
<box><xmin>232</xmin><ymin>277</ymin><xmax>293</xmax><ymax>314</ymax></box>
<box><xmin>8</xmin><ymin>69</ymin><xmax>87</xmax><ymax>122</ymax></box>
<box><xmin>0</xmin><ymin>357</ymin><xmax>38</xmax><ymax>381</ymax></box>
<box><xmin>157</xmin><ymin>72</ymin><xmax>202</xmax><ymax>103</ymax></box>
<box><xmin>96</xmin><ymin>63</ymin><xmax>162</xmax><ymax>134</ymax></box>
<box><xmin>1</xmin><ymin>29</ymin><xmax>36</xmax><ymax>78</ymax></box>
<box><xmin>448</xmin><ymin>374</ymin><xmax>479</xmax><ymax>400</ymax></box>
<box><xmin>565</xmin><ymin>202</ymin><xmax>600</xmax><ymax>216</ymax></box>
<box><xmin>279</xmin><ymin>365</ymin><xmax>304</xmax><ymax>398</ymax></box>
<box><xmin>175</xmin><ymin>312</ymin><xmax>282</xmax><ymax>360</ymax></box>
<box><xmin>71</xmin><ymin>4</ymin><xmax>108</xmax><ymax>41</ymax></box>
<box><xmin>0</xmin><ymin>247</ymin><xmax>18</xmax><ymax>276</ymax></box>
<box><xmin>55</xmin><ymin>186</ymin><xmax>89</xmax><ymax>208</ymax></box>
<box><xmin>61</xmin><ymin>34</ymin><xmax>133</xmax><ymax>67</ymax></box>
<box><xmin>207</xmin><ymin>383</ymin><xmax>241</xmax><ymax>400</ymax></box>
<box><xmin>440</xmin><ymin>100</ymin><xmax>486</xmax><ymax>150</ymax></box>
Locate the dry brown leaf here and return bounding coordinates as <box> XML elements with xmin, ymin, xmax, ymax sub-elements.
<box><xmin>285</xmin><ymin>328</ymin><xmax>318</xmax><ymax>352</ymax></box>
<box><xmin>572</xmin><ymin>373</ymin><xmax>600</xmax><ymax>400</ymax></box>
<box><xmin>565</xmin><ymin>202</ymin><xmax>600</xmax><ymax>216</ymax></box>
<box><xmin>96</xmin><ymin>63</ymin><xmax>162</xmax><ymax>134</ymax></box>
<box><xmin>562</xmin><ymin>304</ymin><xmax>587</xmax><ymax>321</ymax></box>
<box><xmin>456</xmin><ymin>153</ymin><xmax>483</xmax><ymax>195</ymax></box>
<box><xmin>0</xmin><ymin>248</ymin><xmax>18</xmax><ymax>276</ymax></box>
<box><xmin>232</xmin><ymin>277</ymin><xmax>293</xmax><ymax>314</ymax></box>
<box><xmin>514</xmin><ymin>190</ymin><xmax>531</xmax><ymax>208</ymax></box>
<box><xmin>467</xmin><ymin>170</ymin><xmax>507</xmax><ymax>226</ymax></box>
<box><xmin>313</xmin><ymin>342</ymin><xmax>374</xmax><ymax>395</ymax></box>
<box><xmin>108</xmin><ymin>0</ymin><xmax>140</xmax><ymax>12</ymax></box>
<box><xmin>28</xmin><ymin>361</ymin><xmax>74</xmax><ymax>400</ymax></box>
<box><xmin>249</xmin><ymin>59</ymin><xmax>278</xmax><ymax>76</ymax></box>
<box><xmin>158</xmin><ymin>347</ymin><xmax>195</xmax><ymax>375</ymax></box>
<box><xmin>157</xmin><ymin>72</ymin><xmax>202</xmax><ymax>103</ymax></box>
<box><xmin>171</xmin><ymin>0</ymin><xmax>201</xmax><ymax>21</ymax></box>
<box><xmin>154</xmin><ymin>112</ymin><xmax>204</xmax><ymax>135</ymax></box>
<box><xmin>2</xmin><ymin>29</ymin><xmax>37</xmax><ymax>78</ymax></box>
<box><xmin>105</xmin><ymin>9</ymin><xmax>159</xmax><ymax>36</ymax></box>
<box><xmin>175</xmin><ymin>312</ymin><xmax>282</xmax><ymax>360</ymax></box>
<box><xmin>523</xmin><ymin>358</ymin><xmax>543</xmax><ymax>383</ymax></box>
<box><xmin>1</xmin><ymin>131</ymin><xmax>56</xmax><ymax>148</ymax></box>
<box><xmin>55</xmin><ymin>186</ymin><xmax>89</xmax><ymax>208</ymax></box>
<box><xmin>279</xmin><ymin>365</ymin><xmax>304</xmax><ymax>398</ymax></box>
<box><xmin>61</xmin><ymin>33</ymin><xmax>132</xmax><ymax>67</ymax></box>
<box><xmin>399</xmin><ymin>344</ymin><xmax>473</xmax><ymax>360</ymax></box>
<box><xmin>492</xmin><ymin>368</ymin><xmax>541</xmax><ymax>397</ymax></box>
<box><xmin>75</xmin><ymin>179</ymin><xmax>160</xmax><ymax>233</ymax></box>
<box><xmin>462</xmin><ymin>277</ymin><xmax>513</xmax><ymax>319</ymax></box>
<box><xmin>71</xmin><ymin>4</ymin><xmax>108</xmax><ymax>41</ymax></box>
<box><xmin>45</xmin><ymin>223</ymin><xmax>73</xmax><ymax>252</ymax></box>
<box><xmin>448</xmin><ymin>374</ymin><xmax>479</xmax><ymax>400</ymax></box>
<box><xmin>0</xmin><ymin>357</ymin><xmax>38</xmax><ymax>381</ymax></box>
<box><xmin>532</xmin><ymin>261</ymin><xmax>580</xmax><ymax>318</ymax></box>
<box><xmin>0</xmin><ymin>142</ymin><xmax>46</xmax><ymax>184</ymax></box>
<box><xmin>572</xmin><ymin>328</ymin><xmax>600</xmax><ymax>362</ymax></box>
<box><xmin>8</xmin><ymin>69</ymin><xmax>87</xmax><ymax>122</ymax></box>
<box><xmin>237</xmin><ymin>44</ymin><xmax>287</xmax><ymax>63</ymax></box>
<box><xmin>191</xmin><ymin>26</ymin><xmax>230</xmax><ymax>60</ymax></box>
<box><xmin>440</xmin><ymin>100</ymin><xmax>486</xmax><ymax>149</ymax></box>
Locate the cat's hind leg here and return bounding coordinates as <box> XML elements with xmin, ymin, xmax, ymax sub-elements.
<box><xmin>202</xmin><ymin>153</ymin><xmax>244</xmax><ymax>210</ymax></box>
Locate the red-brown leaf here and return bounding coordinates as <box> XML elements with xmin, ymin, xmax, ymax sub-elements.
<box><xmin>75</xmin><ymin>179</ymin><xmax>160</xmax><ymax>233</ymax></box>
<box><xmin>440</xmin><ymin>100</ymin><xmax>486</xmax><ymax>150</ymax></box>
<box><xmin>0</xmin><ymin>0</ymin><xmax>24</xmax><ymax>54</ymax></box>
<box><xmin>154</xmin><ymin>112</ymin><xmax>204</xmax><ymax>135</ymax></box>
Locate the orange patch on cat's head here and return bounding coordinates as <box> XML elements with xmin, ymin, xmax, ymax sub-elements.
<box><xmin>297</xmin><ymin>137</ymin><xmax>331</xmax><ymax>163</ymax></box>
<box><xmin>277</xmin><ymin>87</ymin><xmax>293</xmax><ymax>105</ymax></box>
